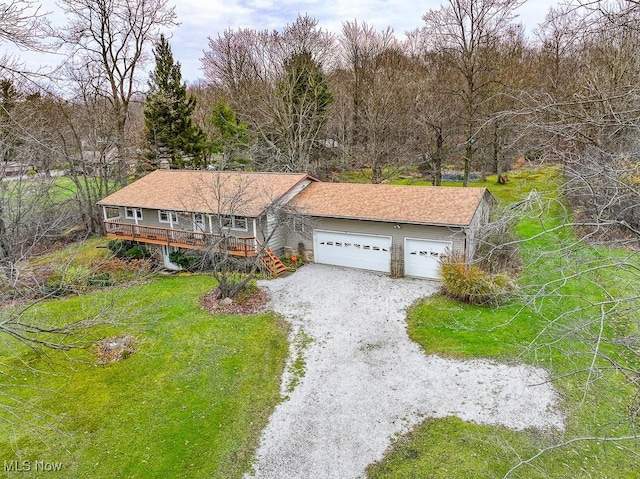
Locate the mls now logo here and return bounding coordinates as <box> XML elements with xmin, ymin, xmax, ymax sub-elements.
<box><xmin>4</xmin><ymin>460</ymin><xmax>63</xmax><ymax>472</ymax></box>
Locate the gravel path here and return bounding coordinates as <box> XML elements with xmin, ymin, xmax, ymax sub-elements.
<box><xmin>248</xmin><ymin>264</ymin><xmax>564</xmax><ymax>479</ymax></box>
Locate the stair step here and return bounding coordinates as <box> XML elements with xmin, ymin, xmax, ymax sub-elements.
<box><xmin>259</xmin><ymin>246</ymin><xmax>287</xmax><ymax>278</ymax></box>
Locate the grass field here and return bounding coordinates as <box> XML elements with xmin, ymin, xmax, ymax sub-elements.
<box><xmin>0</xmin><ymin>275</ymin><xmax>289</xmax><ymax>478</ymax></box>
<box><xmin>367</xmin><ymin>168</ymin><xmax>640</xmax><ymax>478</ymax></box>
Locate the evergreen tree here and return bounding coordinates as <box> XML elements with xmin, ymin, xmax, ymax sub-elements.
<box><xmin>143</xmin><ymin>34</ymin><xmax>208</xmax><ymax>169</ymax></box>
<box><xmin>0</xmin><ymin>79</ymin><xmax>20</xmax><ymax>163</ymax></box>
<box><xmin>207</xmin><ymin>99</ymin><xmax>250</xmax><ymax>170</ymax></box>
<box><xmin>273</xmin><ymin>50</ymin><xmax>332</xmax><ymax>173</ymax></box>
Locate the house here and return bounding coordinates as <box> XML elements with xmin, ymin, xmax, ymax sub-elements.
<box><xmin>97</xmin><ymin>170</ymin><xmax>495</xmax><ymax>279</ymax></box>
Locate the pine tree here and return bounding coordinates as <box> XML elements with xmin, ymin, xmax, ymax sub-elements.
<box><xmin>207</xmin><ymin>99</ymin><xmax>250</xmax><ymax>170</ymax></box>
<box><xmin>143</xmin><ymin>34</ymin><xmax>208</xmax><ymax>169</ymax></box>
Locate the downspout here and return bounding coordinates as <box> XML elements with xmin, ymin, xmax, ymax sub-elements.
<box><xmin>253</xmin><ymin>218</ymin><xmax>258</xmax><ymax>252</ymax></box>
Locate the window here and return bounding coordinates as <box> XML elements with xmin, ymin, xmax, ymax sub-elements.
<box><xmin>125</xmin><ymin>207</ymin><xmax>143</xmax><ymax>220</ymax></box>
<box><xmin>158</xmin><ymin>210</ymin><xmax>178</xmax><ymax>224</ymax></box>
<box><xmin>233</xmin><ymin>216</ymin><xmax>247</xmax><ymax>230</ymax></box>
<box><xmin>293</xmin><ymin>217</ymin><xmax>308</xmax><ymax>235</ymax></box>
<box><xmin>220</xmin><ymin>215</ymin><xmax>248</xmax><ymax>231</ymax></box>
<box><xmin>193</xmin><ymin>213</ymin><xmax>206</xmax><ymax>232</ymax></box>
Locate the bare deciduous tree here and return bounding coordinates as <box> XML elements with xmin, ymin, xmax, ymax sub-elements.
<box><xmin>57</xmin><ymin>0</ymin><xmax>177</xmax><ymax>186</ymax></box>
<box><xmin>0</xmin><ymin>0</ymin><xmax>48</xmax><ymax>78</ymax></box>
<box><xmin>202</xmin><ymin>15</ymin><xmax>334</xmax><ymax>175</ymax></box>
<box><xmin>186</xmin><ymin>174</ymin><xmax>310</xmax><ymax>298</ymax></box>
<box><xmin>422</xmin><ymin>0</ymin><xmax>523</xmax><ymax>186</ymax></box>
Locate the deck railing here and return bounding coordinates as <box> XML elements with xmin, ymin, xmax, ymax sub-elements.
<box><xmin>103</xmin><ymin>219</ymin><xmax>257</xmax><ymax>256</ymax></box>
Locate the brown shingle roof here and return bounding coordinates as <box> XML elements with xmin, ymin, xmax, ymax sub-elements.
<box><xmin>288</xmin><ymin>182</ymin><xmax>490</xmax><ymax>226</ymax></box>
<box><xmin>97</xmin><ymin>170</ymin><xmax>313</xmax><ymax>217</ymax></box>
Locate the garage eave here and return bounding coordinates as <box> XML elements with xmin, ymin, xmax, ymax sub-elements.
<box><xmin>300</xmin><ymin>213</ymin><xmax>470</xmax><ymax>229</ymax></box>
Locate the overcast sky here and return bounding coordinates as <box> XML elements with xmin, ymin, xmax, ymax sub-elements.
<box><xmin>10</xmin><ymin>0</ymin><xmax>557</xmax><ymax>85</ymax></box>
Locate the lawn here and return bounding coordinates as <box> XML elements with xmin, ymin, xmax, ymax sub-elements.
<box><xmin>0</xmin><ymin>274</ymin><xmax>289</xmax><ymax>478</ymax></box>
<box><xmin>368</xmin><ymin>168</ymin><xmax>640</xmax><ymax>478</ymax></box>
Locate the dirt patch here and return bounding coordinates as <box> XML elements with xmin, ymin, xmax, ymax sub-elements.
<box><xmin>94</xmin><ymin>335</ymin><xmax>136</xmax><ymax>365</ymax></box>
<box><xmin>201</xmin><ymin>286</ymin><xmax>269</xmax><ymax>315</ymax></box>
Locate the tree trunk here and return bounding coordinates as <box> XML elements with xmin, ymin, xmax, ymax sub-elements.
<box><xmin>434</xmin><ymin>129</ymin><xmax>443</xmax><ymax>186</ymax></box>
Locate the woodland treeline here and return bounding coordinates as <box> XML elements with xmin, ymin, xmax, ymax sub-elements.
<box><xmin>1</xmin><ymin>0</ymin><xmax>639</xmax><ymax>243</ymax></box>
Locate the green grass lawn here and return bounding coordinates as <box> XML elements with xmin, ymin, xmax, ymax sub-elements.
<box><xmin>0</xmin><ymin>275</ymin><xmax>289</xmax><ymax>478</ymax></box>
<box><xmin>369</xmin><ymin>167</ymin><xmax>640</xmax><ymax>478</ymax></box>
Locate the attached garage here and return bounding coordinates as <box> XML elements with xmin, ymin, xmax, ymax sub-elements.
<box><xmin>313</xmin><ymin>230</ymin><xmax>392</xmax><ymax>273</ymax></box>
<box><xmin>404</xmin><ymin>238</ymin><xmax>452</xmax><ymax>279</ymax></box>
<box><xmin>287</xmin><ymin>182</ymin><xmax>496</xmax><ymax>280</ymax></box>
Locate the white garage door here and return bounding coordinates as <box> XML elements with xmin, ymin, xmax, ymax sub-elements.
<box><xmin>313</xmin><ymin>230</ymin><xmax>392</xmax><ymax>273</ymax></box>
<box><xmin>404</xmin><ymin>238</ymin><xmax>452</xmax><ymax>279</ymax></box>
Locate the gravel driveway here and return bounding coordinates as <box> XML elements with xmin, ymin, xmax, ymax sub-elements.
<box><xmin>248</xmin><ymin>264</ymin><xmax>564</xmax><ymax>479</ymax></box>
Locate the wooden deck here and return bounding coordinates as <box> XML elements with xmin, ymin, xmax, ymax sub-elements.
<box><xmin>103</xmin><ymin>220</ymin><xmax>258</xmax><ymax>257</ymax></box>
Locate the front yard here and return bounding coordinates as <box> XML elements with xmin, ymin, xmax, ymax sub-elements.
<box><xmin>0</xmin><ymin>275</ymin><xmax>288</xmax><ymax>478</ymax></box>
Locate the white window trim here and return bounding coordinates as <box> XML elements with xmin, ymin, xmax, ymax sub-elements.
<box><xmin>193</xmin><ymin>213</ymin><xmax>206</xmax><ymax>232</ymax></box>
<box><xmin>158</xmin><ymin>210</ymin><xmax>178</xmax><ymax>224</ymax></box>
<box><xmin>221</xmin><ymin>214</ymin><xmax>248</xmax><ymax>232</ymax></box>
<box><xmin>125</xmin><ymin>207</ymin><xmax>143</xmax><ymax>220</ymax></box>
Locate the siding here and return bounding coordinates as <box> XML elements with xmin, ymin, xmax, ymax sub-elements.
<box><xmin>261</xmin><ymin>179</ymin><xmax>313</xmax><ymax>253</ymax></box>
<box><xmin>108</xmin><ymin>206</ymin><xmax>257</xmax><ymax>237</ymax></box>
<box><xmin>285</xmin><ymin>217</ymin><xmax>466</xmax><ymax>260</ymax></box>
<box><xmin>465</xmin><ymin>195</ymin><xmax>492</xmax><ymax>261</ymax></box>
<box><xmin>265</xmin><ymin>213</ymin><xmax>285</xmax><ymax>252</ymax></box>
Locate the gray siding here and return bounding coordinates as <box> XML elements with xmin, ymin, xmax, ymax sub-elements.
<box><xmin>465</xmin><ymin>195</ymin><xmax>492</xmax><ymax>261</ymax></box>
<box><xmin>266</xmin><ymin>213</ymin><xmax>285</xmax><ymax>252</ymax></box>
<box><xmin>285</xmin><ymin>217</ymin><xmax>466</xmax><ymax>261</ymax></box>
<box><xmin>108</xmin><ymin>206</ymin><xmax>257</xmax><ymax>237</ymax></box>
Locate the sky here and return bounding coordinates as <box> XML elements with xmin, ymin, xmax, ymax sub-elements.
<box><xmin>8</xmin><ymin>0</ymin><xmax>557</xmax><ymax>85</ymax></box>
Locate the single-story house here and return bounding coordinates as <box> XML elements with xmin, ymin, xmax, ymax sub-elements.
<box><xmin>97</xmin><ymin>170</ymin><xmax>494</xmax><ymax>279</ymax></box>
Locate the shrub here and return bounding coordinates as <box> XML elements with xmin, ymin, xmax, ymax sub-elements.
<box><xmin>169</xmin><ymin>250</ymin><xmax>196</xmax><ymax>270</ymax></box>
<box><xmin>107</xmin><ymin>240</ymin><xmax>151</xmax><ymax>260</ymax></box>
<box><xmin>124</xmin><ymin>245</ymin><xmax>149</xmax><ymax>260</ymax></box>
<box><xmin>441</xmin><ymin>254</ymin><xmax>518</xmax><ymax>306</ymax></box>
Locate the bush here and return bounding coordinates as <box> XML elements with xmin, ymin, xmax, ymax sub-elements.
<box><xmin>169</xmin><ymin>250</ymin><xmax>196</xmax><ymax>270</ymax></box>
<box><xmin>107</xmin><ymin>240</ymin><xmax>150</xmax><ymax>260</ymax></box>
<box><xmin>124</xmin><ymin>245</ymin><xmax>149</xmax><ymax>260</ymax></box>
<box><xmin>441</xmin><ymin>254</ymin><xmax>518</xmax><ymax>306</ymax></box>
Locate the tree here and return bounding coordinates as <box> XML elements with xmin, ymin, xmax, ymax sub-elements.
<box><xmin>422</xmin><ymin>0</ymin><xmax>523</xmax><ymax>186</ymax></box>
<box><xmin>202</xmin><ymin>14</ymin><xmax>335</xmax><ymax>175</ymax></box>
<box><xmin>207</xmin><ymin>99</ymin><xmax>251</xmax><ymax>170</ymax></box>
<box><xmin>490</xmin><ymin>1</ymin><xmax>640</xmax><ymax>472</ymax></box>
<box><xmin>188</xmin><ymin>174</ymin><xmax>309</xmax><ymax>298</ymax></box>
<box><xmin>58</xmin><ymin>0</ymin><xmax>177</xmax><ymax>185</ymax></box>
<box><xmin>405</xmin><ymin>38</ymin><xmax>460</xmax><ymax>186</ymax></box>
<box><xmin>0</xmin><ymin>166</ymin><xmax>75</xmax><ymax>286</ymax></box>
<box><xmin>143</xmin><ymin>34</ymin><xmax>208</xmax><ymax>169</ymax></box>
<box><xmin>0</xmin><ymin>0</ymin><xmax>47</xmax><ymax>77</ymax></box>
<box><xmin>333</xmin><ymin>22</ymin><xmax>420</xmax><ymax>183</ymax></box>
<box><xmin>270</xmin><ymin>49</ymin><xmax>333</xmax><ymax>174</ymax></box>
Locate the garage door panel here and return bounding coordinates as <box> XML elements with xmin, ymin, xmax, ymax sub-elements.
<box><xmin>404</xmin><ymin>238</ymin><xmax>452</xmax><ymax>279</ymax></box>
<box><xmin>314</xmin><ymin>230</ymin><xmax>391</xmax><ymax>273</ymax></box>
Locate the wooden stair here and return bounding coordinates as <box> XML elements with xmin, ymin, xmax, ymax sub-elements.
<box><xmin>260</xmin><ymin>247</ymin><xmax>288</xmax><ymax>278</ymax></box>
